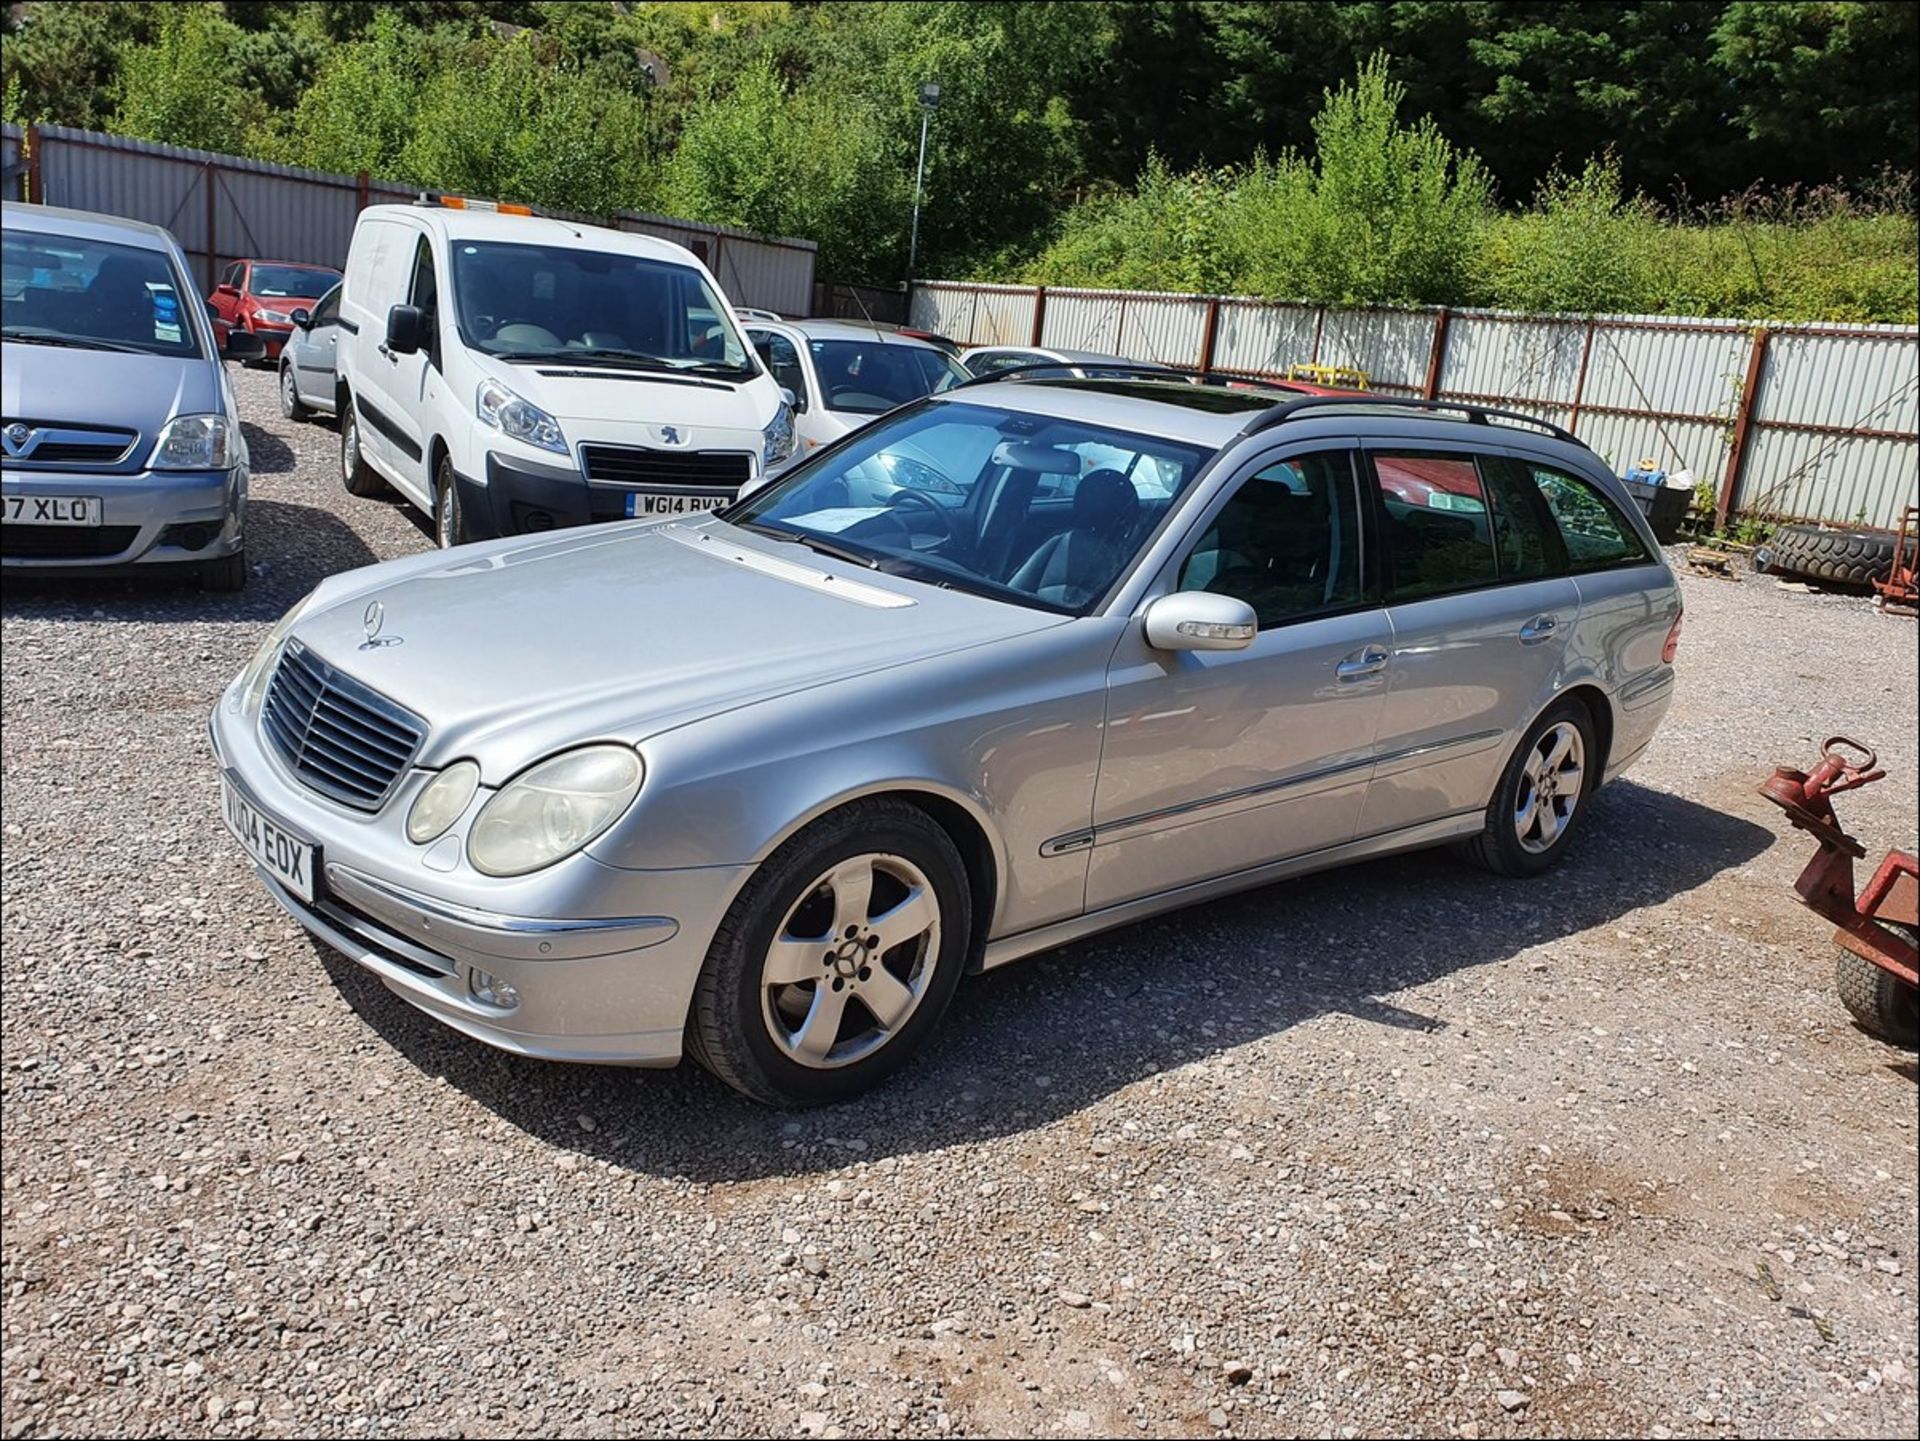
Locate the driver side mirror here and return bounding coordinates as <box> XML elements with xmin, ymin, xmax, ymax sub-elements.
<box><xmin>780</xmin><ymin>385</ymin><xmax>807</xmax><ymax>414</ymax></box>
<box><xmin>1143</xmin><ymin>592</ymin><xmax>1257</xmax><ymax>653</ymax></box>
<box><xmin>290</xmin><ymin>307</ymin><xmax>312</xmax><ymax>330</ymax></box>
<box><xmin>384</xmin><ymin>303</ymin><xmax>424</xmax><ymax>355</ymax></box>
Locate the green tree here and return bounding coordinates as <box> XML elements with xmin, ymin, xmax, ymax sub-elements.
<box><xmin>269</xmin><ymin>9</ymin><xmax>427</xmax><ymax>176</ymax></box>
<box><xmin>1712</xmin><ymin>1</ymin><xmax>1920</xmax><ymax>185</ymax></box>
<box><xmin>401</xmin><ymin>33</ymin><xmax>654</xmax><ymax>215</ymax></box>
<box><xmin>1</xmin><ymin>1</ymin><xmax>169</xmax><ymax>128</ymax></box>
<box><xmin>114</xmin><ymin>5</ymin><xmax>256</xmax><ymax>152</ymax></box>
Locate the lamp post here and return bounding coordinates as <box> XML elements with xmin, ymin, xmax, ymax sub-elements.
<box><xmin>906</xmin><ymin>80</ymin><xmax>941</xmax><ymax>291</ymax></box>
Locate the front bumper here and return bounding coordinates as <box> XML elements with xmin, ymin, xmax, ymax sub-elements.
<box><xmin>2</xmin><ymin>464</ymin><xmax>243</xmax><ymax>571</ymax></box>
<box><xmin>209</xmin><ymin>689</ymin><xmax>749</xmax><ymax>1066</ymax></box>
<box><xmin>245</xmin><ymin>323</ymin><xmax>292</xmax><ymax>360</ymax></box>
<box><xmin>462</xmin><ymin>444</ymin><xmax>759</xmax><ymax>540</ymax></box>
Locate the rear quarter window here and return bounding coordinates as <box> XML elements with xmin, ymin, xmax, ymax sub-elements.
<box><xmin>1529</xmin><ymin>464</ymin><xmax>1651</xmax><ymax>571</ymax></box>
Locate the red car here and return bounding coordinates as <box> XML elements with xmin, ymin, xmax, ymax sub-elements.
<box><xmin>209</xmin><ymin>260</ymin><xmax>342</xmax><ymax>363</ymax></box>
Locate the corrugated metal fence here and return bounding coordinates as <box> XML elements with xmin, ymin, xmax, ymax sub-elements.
<box><xmin>912</xmin><ymin>281</ymin><xmax>1920</xmax><ymax>530</ymax></box>
<box><xmin>6</xmin><ymin>123</ymin><xmax>817</xmax><ymax>316</ymax></box>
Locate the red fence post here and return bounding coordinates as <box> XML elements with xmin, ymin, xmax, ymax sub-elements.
<box><xmin>204</xmin><ymin>161</ymin><xmax>218</xmax><ymax>291</ymax></box>
<box><xmin>1198</xmin><ymin>297</ymin><xmax>1221</xmax><ymax>375</ymax></box>
<box><xmin>1567</xmin><ymin>318</ymin><xmax>1597</xmax><ymax>430</ymax></box>
<box><xmin>1717</xmin><ymin>327</ymin><xmax>1772</xmax><ymax>529</ymax></box>
<box><xmin>1029</xmin><ymin>286</ymin><xmax>1047</xmax><ymax>345</ymax></box>
<box><xmin>26</xmin><ymin>123</ymin><xmax>42</xmax><ymax>204</ymax></box>
<box><xmin>1422</xmin><ymin>307</ymin><xmax>1452</xmax><ymax>399</ymax></box>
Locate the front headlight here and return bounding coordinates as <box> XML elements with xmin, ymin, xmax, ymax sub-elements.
<box><xmin>256</xmin><ymin>309</ymin><xmax>292</xmax><ymax>325</ymax></box>
<box><xmin>466</xmin><ymin>745</ymin><xmax>643</xmax><ymax>877</ymax></box>
<box><xmin>477</xmin><ymin>378</ymin><xmax>568</xmax><ymax>455</ymax></box>
<box><xmin>232</xmin><ymin>588</ymin><xmax>317</xmax><ymax>713</ymax></box>
<box><xmin>151</xmin><ymin>414</ymin><xmax>237</xmax><ymax>470</ymax></box>
<box><xmin>407</xmin><ymin>760</ymin><xmax>481</xmax><ymax>844</ymax></box>
<box><xmin>762</xmin><ymin>402</ymin><xmax>795</xmax><ymax>465</ymax></box>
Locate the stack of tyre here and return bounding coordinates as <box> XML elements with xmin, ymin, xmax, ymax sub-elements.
<box><xmin>1759</xmin><ymin>524</ymin><xmax>1900</xmax><ymax>587</ymax></box>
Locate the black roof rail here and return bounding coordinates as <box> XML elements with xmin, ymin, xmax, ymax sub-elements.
<box><xmin>1238</xmin><ymin>394</ymin><xmax>1581</xmax><ymax>445</ymax></box>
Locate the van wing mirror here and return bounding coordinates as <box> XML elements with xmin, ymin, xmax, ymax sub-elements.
<box><xmin>1143</xmin><ymin>591</ymin><xmax>1257</xmax><ymax>652</ymax></box>
<box><xmin>384</xmin><ymin>304</ymin><xmax>425</xmax><ymax>356</ymax></box>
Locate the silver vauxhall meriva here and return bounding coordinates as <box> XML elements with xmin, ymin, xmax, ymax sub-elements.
<box><xmin>211</xmin><ymin>376</ymin><xmax>1682</xmax><ymax>1105</ymax></box>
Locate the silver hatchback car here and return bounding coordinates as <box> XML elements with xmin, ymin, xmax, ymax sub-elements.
<box><xmin>211</xmin><ymin>377</ymin><xmax>1681</xmax><ymax>1105</ymax></box>
<box><xmin>3</xmin><ymin>203</ymin><xmax>261</xmax><ymax>588</ymax></box>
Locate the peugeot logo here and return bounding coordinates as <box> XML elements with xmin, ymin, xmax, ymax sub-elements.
<box><xmin>2</xmin><ymin>423</ymin><xmax>36</xmax><ymax>458</ymax></box>
<box><xmin>655</xmin><ymin>424</ymin><xmax>686</xmax><ymax>447</ymax></box>
<box><xmin>359</xmin><ymin>599</ymin><xmax>401</xmax><ymax>649</ymax></box>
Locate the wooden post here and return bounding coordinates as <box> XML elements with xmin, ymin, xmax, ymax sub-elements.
<box><xmin>1029</xmin><ymin>286</ymin><xmax>1047</xmax><ymax>345</ymax></box>
<box><xmin>25</xmin><ymin>123</ymin><xmax>43</xmax><ymax>204</ymax></box>
<box><xmin>1717</xmin><ymin>327</ymin><xmax>1771</xmax><ymax>529</ymax></box>
<box><xmin>1310</xmin><ymin>307</ymin><xmax>1325</xmax><ymax>364</ymax></box>
<box><xmin>204</xmin><ymin>161</ymin><xmax>218</xmax><ymax>291</ymax></box>
<box><xmin>1421</xmin><ymin>307</ymin><xmax>1452</xmax><ymax>399</ymax></box>
<box><xmin>1567</xmin><ymin>319</ymin><xmax>1597</xmax><ymax>430</ymax></box>
<box><xmin>356</xmin><ymin>170</ymin><xmax>370</xmax><ymax>212</ymax></box>
<box><xmin>1197</xmin><ymin>297</ymin><xmax>1221</xmax><ymax>376</ymax></box>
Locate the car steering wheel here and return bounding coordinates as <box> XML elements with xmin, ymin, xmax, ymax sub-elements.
<box><xmin>882</xmin><ymin>487</ymin><xmax>958</xmax><ymax>548</ymax></box>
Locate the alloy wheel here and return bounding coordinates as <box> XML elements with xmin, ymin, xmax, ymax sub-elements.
<box><xmin>759</xmin><ymin>853</ymin><xmax>942</xmax><ymax>1069</ymax></box>
<box><xmin>1515</xmin><ymin>720</ymin><xmax>1585</xmax><ymax>854</ymax></box>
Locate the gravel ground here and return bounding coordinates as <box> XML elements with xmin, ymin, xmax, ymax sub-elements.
<box><xmin>3</xmin><ymin>365</ymin><xmax>1916</xmax><ymax>1440</ymax></box>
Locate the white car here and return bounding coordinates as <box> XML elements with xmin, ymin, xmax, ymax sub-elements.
<box><xmin>742</xmin><ymin>319</ymin><xmax>970</xmax><ymax>463</ymax></box>
<box><xmin>962</xmin><ymin>345</ymin><xmax>1177</xmax><ymax>381</ymax></box>
<box><xmin>334</xmin><ymin>197</ymin><xmax>795</xmax><ymax>548</ymax></box>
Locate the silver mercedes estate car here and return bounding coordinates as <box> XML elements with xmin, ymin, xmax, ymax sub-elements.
<box><xmin>211</xmin><ymin>374</ymin><xmax>1682</xmax><ymax>1105</ymax></box>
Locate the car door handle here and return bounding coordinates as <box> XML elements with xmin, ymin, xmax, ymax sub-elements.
<box><xmin>1336</xmin><ymin>645</ymin><xmax>1390</xmax><ymax>680</ymax></box>
<box><xmin>1519</xmin><ymin>614</ymin><xmax>1559</xmax><ymax>643</ymax></box>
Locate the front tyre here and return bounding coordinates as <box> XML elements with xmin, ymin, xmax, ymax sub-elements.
<box><xmin>340</xmin><ymin>395</ymin><xmax>385</xmax><ymax>497</ymax></box>
<box><xmin>1457</xmin><ymin>698</ymin><xmax>1596</xmax><ymax>878</ymax></box>
<box><xmin>688</xmin><ymin>800</ymin><xmax>971</xmax><ymax>1106</ymax></box>
<box><xmin>433</xmin><ymin>453</ymin><xmax>469</xmax><ymax>548</ymax></box>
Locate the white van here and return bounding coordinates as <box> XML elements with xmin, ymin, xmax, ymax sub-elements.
<box><xmin>334</xmin><ymin>198</ymin><xmax>794</xmax><ymax>546</ymax></box>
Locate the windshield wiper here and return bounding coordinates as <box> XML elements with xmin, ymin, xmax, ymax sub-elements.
<box><xmin>1</xmin><ymin>329</ymin><xmax>149</xmax><ymax>355</ymax></box>
<box><xmin>738</xmin><ymin>521</ymin><xmax>882</xmax><ymax>570</ymax></box>
<box><xmin>679</xmin><ymin>361</ymin><xmax>756</xmax><ymax>380</ymax></box>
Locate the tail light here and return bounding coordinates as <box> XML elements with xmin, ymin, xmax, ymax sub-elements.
<box><xmin>1662</xmin><ymin>610</ymin><xmax>1684</xmax><ymax>664</ymax></box>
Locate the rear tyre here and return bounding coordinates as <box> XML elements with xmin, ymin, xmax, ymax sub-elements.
<box><xmin>199</xmin><ymin>549</ymin><xmax>247</xmax><ymax>592</ymax></box>
<box><xmin>1765</xmin><ymin>523</ymin><xmax>1897</xmax><ymax>588</ymax></box>
<box><xmin>1835</xmin><ymin>933</ymin><xmax>1918</xmax><ymax>1046</ymax></box>
<box><xmin>1456</xmin><ymin>698</ymin><xmax>1597</xmax><ymax>878</ymax></box>
<box><xmin>340</xmin><ymin>396</ymin><xmax>385</xmax><ymax>497</ymax></box>
<box><xmin>279</xmin><ymin>362</ymin><xmax>309</xmax><ymax>421</ymax></box>
<box><xmin>687</xmin><ymin>800</ymin><xmax>971</xmax><ymax>1107</ymax></box>
<box><xmin>433</xmin><ymin>453</ymin><xmax>469</xmax><ymax>549</ymax></box>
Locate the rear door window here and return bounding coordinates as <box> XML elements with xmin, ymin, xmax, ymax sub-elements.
<box><xmin>1529</xmin><ymin>464</ymin><xmax>1651</xmax><ymax>570</ymax></box>
<box><xmin>1371</xmin><ymin>453</ymin><xmax>1500</xmax><ymax>598</ymax></box>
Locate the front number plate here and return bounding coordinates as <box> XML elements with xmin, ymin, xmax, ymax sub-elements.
<box><xmin>625</xmin><ymin>492</ymin><xmax>728</xmax><ymax>518</ymax></box>
<box><xmin>2</xmin><ymin>494</ymin><xmax>103</xmax><ymax>526</ymax></box>
<box><xmin>221</xmin><ymin>775</ymin><xmax>317</xmax><ymax>904</ymax></box>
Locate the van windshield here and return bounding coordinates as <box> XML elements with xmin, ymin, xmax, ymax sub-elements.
<box><xmin>448</xmin><ymin>241</ymin><xmax>754</xmax><ymax>376</ymax></box>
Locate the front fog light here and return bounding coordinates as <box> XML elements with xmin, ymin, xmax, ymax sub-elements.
<box><xmin>468</xmin><ymin>968</ymin><xmax>521</xmax><ymax>1010</ymax></box>
<box><xmin>408</xmin><ymin>760</ymin><xmax>481</xmax><ymax>844</ymax></box>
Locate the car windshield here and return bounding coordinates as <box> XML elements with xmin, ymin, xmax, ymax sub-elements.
<box><xmin>1</xmin><ymin>231</ymin><xmax>202</xmax><ymax>359</ymax></box>
<box><xmin>728</xmin><ymin>399</ymin><xmax>1214</xmax><ymax>614</ymax></box>
<box><xmin>250</xmin><ymin>264</ymin><xmax>339</xmax><ymax>299</ymax></box>
<box><xmin>450</xmin><ymin>240</ymin><xmax>753</xmax><ymax>375</ymax></box>
<box><xmin>811</xmin><ymin>340</ymin><xmax>970</xmax><ymax>414</ymax></box>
